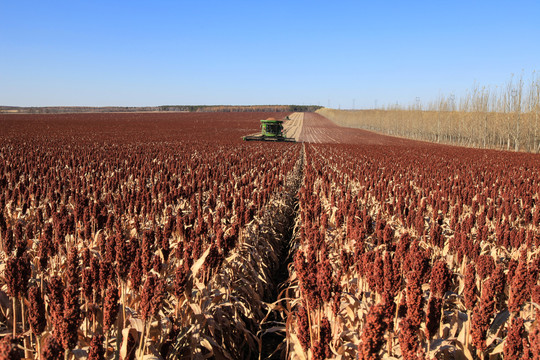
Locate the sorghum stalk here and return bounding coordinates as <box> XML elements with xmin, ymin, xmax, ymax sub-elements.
<box><xmin>12</xmin><ymin>297</ymin><xmax>16</xmax><ymax>338</ymax></box>
<box><xmin>20</xmin><ymin>298</ymin><xmax>31</xmax><ymax>358</ymax></box>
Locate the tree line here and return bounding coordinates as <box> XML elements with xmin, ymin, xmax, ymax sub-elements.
<box><xmin>318</xmin><ymin>73</ymin><xmax>540</xmax><ymax>152</ymax></box>
<box><xmin>1</xmin><ymin>105</ymin><xmax>323</xmax><ymax>114</ymax></box>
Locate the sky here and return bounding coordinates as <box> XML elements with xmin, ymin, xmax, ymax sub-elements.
<box><xmin>1</xmin><ymin>0</ymin><xmax>539</xmax><ymax>108</ymax></box>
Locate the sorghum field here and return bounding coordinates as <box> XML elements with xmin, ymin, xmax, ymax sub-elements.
<box><xmin>0</xmin><ymin>112</ymin><xmax>539</xmax><ymax>360</ymax></box>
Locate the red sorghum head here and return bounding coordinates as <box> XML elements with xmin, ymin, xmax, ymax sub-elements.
<box><xmin>528</xmin><ymin>326</ymin><xmax>540</xmax><ymax>357</ymax></box>
<box><xmin>430</xmin><ymin>259</ymin><xmax>452</xmax><ymax>298</ymax></box>
<box><xmin>476</xmin><ymin>255</ymin><xmax>495</xmax><ymax>281</ymax></box>
<box><xmin>470</xmin><ymin>301</ymin><xmax>492</xmax><ymax>353</ymax></box>
<box><xmin>383</xmin><ymin>252</ymin><xmax>402</xmax><ymax>298</ymax></box>
<box><xmin>115</xmin><ymin>233</ymin><xmax>132</xmax><ymax>280</ymax></box>
<box><xmin>463</xmin><ymin>263</ymin><xmax>478</xmax><ymax>311</ymax></box>
<box><xmin>425</xmin><ymin>296</ymin><xmax>442</xmax><ymax>339</ymax></box>
<box><xmin>503</xmin><ymin>317</ymin><xmax>525</xmax><ymax>360</ymax></box>
<box><xmin>359</xmin><ymin>304</ymin><xmax>387</xmax><ymax>360</ymax></box>
<box><xmin>66</xmin><ymin>247</ymin><xmax>80</xmax><ymax>289</ymax></box>
<box><xmin>398</xmin><ymin>318</ymin><xmax>419</xmax><ymax>360</ymax></box>
<box><xmin>87</xmin><ymin>334</ymin><xmax>105</xmax><ymax>360</ymax></box>
<box><xmin>0</xmin><ymin>336</ymin><xmax>21</xmax><ymax>360</ymax></box>
<box><xmin>103</xmin><ymin>283</ymin><xmax>120</xmax><ymax>332</ymax></box>
<box><xmin>28</xmin><ymin>285</ymin><xmax>46</xmax><ymax>335</ymax></box>
<box><xmin>317</xmin><ymin>317</ymin><xmax>332</xmax><ymax>359</ymax></box>
<box><xmin>4</xmin><ymin>257</ymin><xmax>20</xmax><ymax>298</ymax></box>
<box><xmin>4</xmin><ymin>254</ymin><xmax>31</xmax><ymax>298</ymax></box>
<box><xmin>509</xmin><ymin>250</ymin><xmax>529</xmax><ymax>314</ymax></box>
<box><xmin>140</xmin><ymin>274</ymin><xmax>156</xmax><ymax>321</ymax></box>
<box><xmin>149</xmin><ymin>278</ymin><xmax>165</xmax><ymax>318</ymax></box>
<box><xmin>397</xmin><ymin>292</ymin><xmax>407</xmax><ymax>318</ymax></box>
<box><xmin>99</xmin><ymin>260</ymin><xmax>113</xmax><ymax>290</ymax></box>
<box><xmin>405</xmin><ymin>270</ymin><xmax>424</xmax><ymax>329</ymax></box>
<box><xmin>59</xmin><ymin>283</ymin><xmax>81</xmax><ymax>350</ymax></box>
<box><xmin>490</xmin><ymin>264</ymin><xmax>506</xmax><ymax>311</ymax></box>
<box><xmin>128</xmin><ymin>249</ymin><xmax>142</xmax><ymax>291</ymax></box>
<box><xmin>174</xmin><ymin>262</ymin><xmax>190</xmax><ymax>298</ymax></box>
<box><xmin>3</xmin><ymin>229</ymin><xmax>14</xmax><ymax>254</ymax></box>
<box><xmin>41</xmin><ymin>335</ymin><xmax>63</xmax><ymax>360</ymax></box>
<box><xmin>296</xmin><ymin>303</ymin><xmax>310</xmax><ymax>351</ymax></box>
<box><xmin>317</xmin><ymin>257</ymin><xmax>334</xmax><ymax>303</ymax></box>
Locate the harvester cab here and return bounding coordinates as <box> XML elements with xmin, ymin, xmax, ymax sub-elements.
<box><xmin>243</xmin><ymin>117</ymin><xmax>295</xmax><ymax>142</ymax></box>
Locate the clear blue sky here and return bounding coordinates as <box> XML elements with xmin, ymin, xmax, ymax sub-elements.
<box><xmin>1</xmin><ymin>0</ymin><xmax>539</xmax><ymax>108</ymax></box>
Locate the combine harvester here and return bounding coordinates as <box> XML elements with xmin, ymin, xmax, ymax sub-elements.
<box><xmin>243</xmin><ymin>117</ymin><xmax>296</xmax><ymax>142</ymax></box>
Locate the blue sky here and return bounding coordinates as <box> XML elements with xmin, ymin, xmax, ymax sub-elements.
<box><xmin>1</xmin><ymin>0</ymin><xmax>539</xmax><ymax>108</ymax></box>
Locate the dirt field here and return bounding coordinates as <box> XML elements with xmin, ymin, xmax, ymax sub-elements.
<box><xmin>298</xmin><ymin>112</ymin><xmax>415</xmax><ymax>145</ymax></box>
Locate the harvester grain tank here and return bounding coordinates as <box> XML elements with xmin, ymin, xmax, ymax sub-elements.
<box><xmin>242</xmin><ymin>117</ymin><xmax>295</xmax><ymax>142</ymax></box>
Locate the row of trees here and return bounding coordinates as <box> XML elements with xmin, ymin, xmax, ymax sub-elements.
<box><xmin>1</xmin><ymin>105</ymin><xmax>323</xmax><ymax>114</ymax></box>
<box><xmin>318</xmin><ymin>73</ymin><xmax>540</xmax><ymax>152</ymax></box>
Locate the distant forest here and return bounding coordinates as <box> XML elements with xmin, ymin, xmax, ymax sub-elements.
<box><xmin>0</xmin><ymin>105</ymin><xmax>322</xmax><ymax>114</ymax></box>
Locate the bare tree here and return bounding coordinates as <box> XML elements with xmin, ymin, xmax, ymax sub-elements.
<box><xmin>316</xmin><ymin>71</ymin><xmax>540</xmax><ymax>153</ymax></box>
<box><xmin>511</xmin><ymin>75</ymin><xmax>524</xmax><ymax>151</ymax></box>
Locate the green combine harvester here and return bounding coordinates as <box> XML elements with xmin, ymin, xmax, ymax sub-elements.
<box><xmin>242</xmin><ymin>117</ymin><xmax>295</xmax><ymax>142</ymax></box>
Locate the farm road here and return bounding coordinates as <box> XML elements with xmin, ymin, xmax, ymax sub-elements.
<box><xmin>283</xmin><ymin>112</ymin><xmax>303</xmax><ymax>141</ymax></box>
